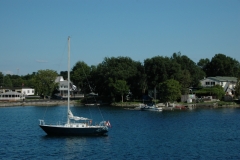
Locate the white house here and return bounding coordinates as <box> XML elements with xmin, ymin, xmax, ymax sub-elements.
<box><xmin>54</xmin><ymin>76</ymin><xmax>83</xmax><ymax>99</ymax></box>
<box><xmin>0</xmin><ymin>87</ymin><xmax>35</xmax><ymax>96</ymax></box>
<box><xmin>200</xmin><ymin>76</ymin><xmax>237</xmax><ymax>95</ymax></box>
<box><xmin>0</xmin><ymin>91</ymin><xmax>25</xmax><ymax>101</ymax></box>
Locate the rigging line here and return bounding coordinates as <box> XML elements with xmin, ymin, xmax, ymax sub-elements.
<box><xmin>84</xmin><ymin>93</ymin><xmax>93</xmax><ymax>120</ymax></box>
<box><xmin>87</xmin><ymin>103</ymin><xmax>93</xmax><ymax>120</ymax></box>
<box><xmin>80</xmin><ymin>64</ymin><xmax>105</xmax><ymax>121</ymax></box>
<box><xmin>80</xmin><ymin>79</ymin><xmax>93</xmax><ymax>119</ymax></box>
<box><xmin>97</xmin><ymin>103</ymin><xmax>105</xmax><ymax>121</ymax></box>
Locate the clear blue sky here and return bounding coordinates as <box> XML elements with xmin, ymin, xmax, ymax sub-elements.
<box><xmin>1</xmin><ymin>0</ymin><xmax>240</xmax><ymax>75</ymax></box>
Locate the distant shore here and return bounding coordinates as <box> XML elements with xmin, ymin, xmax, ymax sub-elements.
<box><xmin>0</xmin><ymin>100</ymin><xmax>77</xmax><ymax>107</ymax></box>
<box><xmin>112</xmin><ymin>102</ymin><xmax>240</xmax><ymax>109</ymax></box>
<box><xmin>0</xmin><ymin>100</ymin><xmax>240</xmax><ymax>108</ymax></box>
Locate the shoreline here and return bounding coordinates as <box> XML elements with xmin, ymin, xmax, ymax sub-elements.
<box><xmin>1</xmin><ymin>100</ymin><xmax>240</xmax><ymax>109</ymax></box>
<box><xmin>112</xmin><ymin>102</ymin><xmax>240</xmax><ymax>109</ymax></box>
<box><xmin>0</xmin><ymin>100</ymin><xmax>78</xmax><ymax>107</ymax></box>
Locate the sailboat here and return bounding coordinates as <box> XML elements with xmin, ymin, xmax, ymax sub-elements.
<box><xmin>39</xmin><ymin>37</ymin><xmax>109</xmax><ymax>136</ymax></box>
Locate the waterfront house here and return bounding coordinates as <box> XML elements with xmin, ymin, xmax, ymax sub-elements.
<box><xmin>54</xmin><ymin>76</ymin><xmax>84</xmax><ymax>99</ymax></box>
<box><xmin>0</xmin><ymin>91</ymin><xmax>25</xmax><ymax>101</ymax></box>
<box><xmin>0</xmin><ymin>87</ymin><xmax>35</xmax><ymax>96</ymax></box>
<box><xmin>200</xmin><ymin>76</ymin><xmax>237</xmax><ymax>95</ymax></box>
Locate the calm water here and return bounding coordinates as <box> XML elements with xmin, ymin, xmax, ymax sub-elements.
<box><xmin>0</xmin><ymin>105</ymin><xmax>240</xmax><ymax>160</ymax></box>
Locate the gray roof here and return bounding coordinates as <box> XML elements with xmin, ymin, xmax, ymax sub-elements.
<box><xmin>207</xmin><ymin>76</ymin><xmax>237</xmax><ymax>82</ymax></box>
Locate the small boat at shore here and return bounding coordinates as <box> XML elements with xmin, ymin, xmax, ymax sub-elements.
<box><xmin>85</xmin><ymin>103</ymin><xmax>100</xmax><ymax>106</ymax></box>
<box><xmin>135</xmin><ymin>104</ymin><xmax>163</xmax><ymax>112</ymax></box>
<box><xmin>148</xmin><ymin>106</ymin><xmax>163</xmax><ymax>112</ymax></box>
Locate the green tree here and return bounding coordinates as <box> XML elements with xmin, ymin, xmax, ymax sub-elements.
<box><xmin>10</xmin><ymin>76</ymin><xmax>23</xmax><ymax>87</ymax></box>
<box><xmin>139</xmin><ymin>72</ymin><xmax>148</xmax><ymax>94</ymax></box>
<box><xmin>197</xmin><ymin>58</ymin><xmax>210</xmax><ymax>73</ymax></box>
<box><xmin>71</xmin><ymin>61</ymin><xmax>92</xmax><ymax>93</ymax></box>
<box><xmin>3</xmin><ymin>75</ymin><xmax>12</xmax><ymax>88</ymax></box>
<box><xmin>21</xmin><ymin>72</ymin><xmax>36</xmax><ymax>87</ymax></box>
<box><xmin>109</xmin><ymin>79</ymin><xmax>129</xmax><ymax>102</ymax></box>
<box><xmin>7</xmin><ymin>73</ymin><xmax>35</xmax><ymax>88</ymax></box>
<box><xmin>171</xmin><ymin>52</ymin><xmax>205</xmax><ymax>87</ymax></box>
<box><xmin>145</xmin><ymin>55</ymin><xmax>195</xmax><ymax>90</ymax></box>
<box><xmin>212</xmin><ymin>85</ymin><xmax>225</xmax><ymax>99</ymax></box>
<box><xmin>204</xmin><ymin>53</ymin><xmax>240</xmax><ymax>77</ymax></box>
<box><xmin>34</xmin><ymin>69</ymin><xmax>58</xmax><ymax>99</ymax></box>
<box><xmin>94</xmin><ymin>56</ymin><xmax>141</xmax><ymax>100</ymax></box>
<box><xmin>144</xmin><ymin>56</ymin><xmax>169</xmax><ymax>89</ymax></box>
<box><xmin>178</xmin><ymin>69</ymin><xmax>191</xmax><ymax>94</ymax></box>
<box><xmin>158</xmin><ymin>79</ymin><xmax>181</xmax><ymax>102</ymax></box>
<box><xmin>195</xmin><ymin>85</ymin><xmax>225</xmax><ymax>100</ymax></box>
<box><xmin>144</xmin><ymin>56</ymin><xmax>171</xmax><ymax>99</ymax></box>
<box><xmin>197</xmin><ymin>58</ymin><xmax>210</xmax><ymax>68</ymax></box>
<box><xmin>0</xmin><ymin>72</ymin><xmax>4</xmax><ymax>87</ymax></box>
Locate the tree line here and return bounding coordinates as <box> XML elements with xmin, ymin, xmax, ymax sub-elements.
<box><xmin>1</xmin><ymin>53</ymin><xmax>240</xmax><ymax>102</ymax></box>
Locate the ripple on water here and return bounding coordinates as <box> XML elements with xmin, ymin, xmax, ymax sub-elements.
<box><xmin>1</xmin><ymin>106</ymin><xmax>240</xmax><ymax>159</ymax></box>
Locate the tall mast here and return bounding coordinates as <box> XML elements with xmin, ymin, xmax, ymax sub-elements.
<box><xmin>67</xmin><ymin>36</ymin><xmax>70</xmax><ymax>124</ymax></box>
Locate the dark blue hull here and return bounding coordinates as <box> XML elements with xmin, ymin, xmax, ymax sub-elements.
<box><xmin>39</xmin><ymin>125</ymin><xmax>108</xmax><ymax>136</ymax></box>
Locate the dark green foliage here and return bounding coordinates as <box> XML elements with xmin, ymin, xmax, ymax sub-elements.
<box><xmin>197</xmin><ymin>58</ymin><xmax>210</xmax><ymax>71</ymax></box>
<box><xmin>0</xmin><ymin>72</ymin><xmax>3</xmax><ymax>87</ymax></box>
<box><xmin>34</xmin><ymin>69</ymin><xmax>58</xmax><ymax>99</ymax></box>
<box><xmin>21</xmin><ymin>73</ymin><xmax>36</xmax><ymax>87</ymax></box>
<box><xmin>144</xmin><ymin>52</ymin><xmax>205</xmax><ymax>96</ymax></box>
<box><xmin>71</xmin><ymin>61</ymin><xmax>92</xmax><ymax>94</ymax></box>
<box><xmin>93</xmin><ymin>56</ymin><xmax>142</xmax><ymax>101</ymax></box>
<box><xmin>194</xmin><ymin>85</ymin><xmax>225</xmax><ymax>100</ymax></box>
<box><xmin>0</xmin><ymin>72</ymin><xmax>4</xmax><ymax>87</ymax></box>
<box><xmin>202</xmin><ymin>53</ymin><xmax>240</xmax><ymax>77</ymax></box>
<box><xmin>109</xmin><ymin>79</ymin><xmax>129</xmax><ymax>102</ymax></box>
<box><xmin>144</xmin><ymin>56</ymin><xmax>170</xmax><ymax>88</ymax></box>
<box><xmin>59</xmin><ymin>71</ymin><xmax>67</xmax><ymax>80</ymax></box>
<box><xmin>3</xmin><ymin>53</ymin><xmax>240</xmax><ymax>103</ymax></box>
<box><xmin>171</xmin><ymin>52</ymin><xmax>205</xmax><ymax>87</ymax></box>
<box><xmin>3</xmin><ymin>75</ymin><xmax>12</xmax><ymax>88</ymax></box>
<box><xmin>158</xmin><ymin>79</ymin><xmax>181</xmax><ymax>102</ymax></box>
<box><xmin>5</xmin><ymin>72</ymin><xmax>36</xmax><ymax>87</ymax></box>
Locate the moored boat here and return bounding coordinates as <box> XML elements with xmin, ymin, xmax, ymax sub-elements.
<box><xmin>135</xmin><ymin>104</ymin><xmax>163</xmax><ymax>112</ymax></box>
<box><xmin>39</xmin><ymin>37</ymin><xmax>110</xmax><ymax>136</ymax></box>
